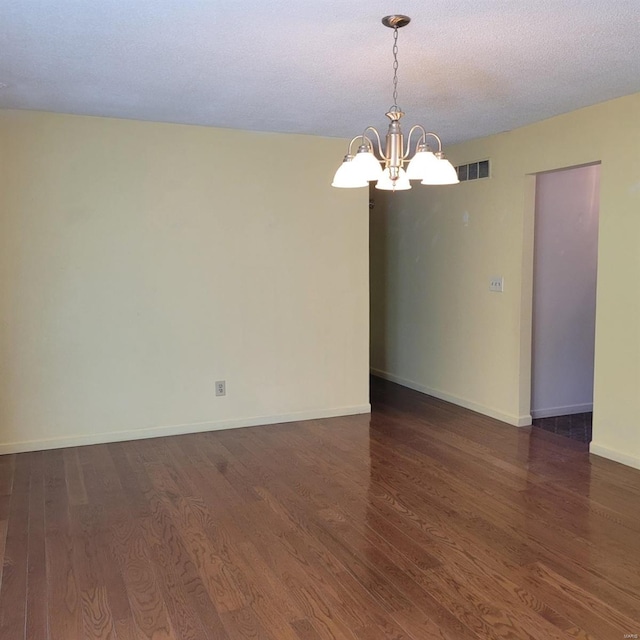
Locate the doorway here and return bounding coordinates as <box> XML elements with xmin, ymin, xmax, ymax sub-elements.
<box><xmin>531</xmin><ymin>163</ymin><xmax>600</xmax><ymax>443</ymax></box>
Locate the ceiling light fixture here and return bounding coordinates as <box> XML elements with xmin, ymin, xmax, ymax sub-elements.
<box><xmin>332</xmin><ymin>15</ymin><xmax>459</xmax><ymax>191</ymax></box>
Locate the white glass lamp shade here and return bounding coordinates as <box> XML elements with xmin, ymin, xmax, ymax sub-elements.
<box><xmin>331</xmin><ymin>156</ymin><xmax>369</xmax><ymax>188</ymax></box>
<box><xmin>406</xmin><ymin>150</ymin><xmax>439</xmax><ymax>180</ymax></box>
<box><xmin>375</xmin><ymin>168</ymin><xmax>412</xmax><ymax>191</ymax></box>
<box><xmin>352</xmin><ymin>149</ymin><xmax>384</xmax><ymax>181</ymax></box>
<box><xmin>421</xmin><ymin>157</ymin><xmax>460</xmax><ymax>185</ymax></box>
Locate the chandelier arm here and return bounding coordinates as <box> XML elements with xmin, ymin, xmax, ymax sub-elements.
<box><xmin>347</xmin><ymin>135</ymin><xmax>365</xmax><ymax>156</ymax></box>
<box><xmin>403</xmin><ymin>125</ymin><xmax>428</xmax><ymax>159</ymax></box>
<box><xmin>362</xmin><ymin>126</ymin><xmax>386</xmax><ymax>161</ymax></box>
<box><xmin>424</xmin><ymin>132</ymin><xmax>444</xmax><ymax>153</ymax></box>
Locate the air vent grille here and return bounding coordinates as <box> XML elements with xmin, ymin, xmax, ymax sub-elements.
<box><xmin>456</xmin><ymin>159</ymin><xmax>490</xmax><ymax>182</ymax></box>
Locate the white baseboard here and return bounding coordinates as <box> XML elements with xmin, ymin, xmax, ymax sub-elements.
<box><xmin>589</xmin><ymin>442</ymin><xmax>640</xmax><ymax>471</ymax></box>
<box><xmin>371</xmin><ymin>368</ymin><xmax>531</xmax><ymax>427</ymax></box>
<box><xmin>531</xmin><ymin>403</ymin><xmax>593</xmax><ymax>419</ymax></box>
<box><xmin>0</xmin><ymin>403</ymin><xmax>371</xmax><ymax>455</ymax></box>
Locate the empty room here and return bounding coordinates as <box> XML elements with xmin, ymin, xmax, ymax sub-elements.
<box><xmin>1</xmin><ymin>2</ymin><xmax>639</xmax><ymax>639</ymax></box>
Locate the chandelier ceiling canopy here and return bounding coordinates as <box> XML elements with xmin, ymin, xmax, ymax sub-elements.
<box><xmin>332</xmin><ymin>15</ymin><xmax>459</xmax><ymax>191</ymax></box>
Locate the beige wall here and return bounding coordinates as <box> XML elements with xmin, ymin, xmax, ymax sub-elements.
<box><xmin>0</xmin><ymin>110</ymin><xmax>370</xmax><ymax>453</ymax></box>
<box><xmin>370</xmin><ymin>92</ymin><xmax>640</xmax><ymax>469</ymax></box>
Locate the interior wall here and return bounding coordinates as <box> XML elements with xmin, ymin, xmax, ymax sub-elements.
<box><xmin>531</xmin><ymin>164</ymin><xmax>600</xmax><ymax>418</ymax></box>
<box><xmin>370</xmin><ymin>91</ymin><xmax>640</xmax><ymax>469</ymax></box>
<box><xmin>0</xmin><ymin>110</ymin><xmax>370</xmax><ymax>453</ymax></box>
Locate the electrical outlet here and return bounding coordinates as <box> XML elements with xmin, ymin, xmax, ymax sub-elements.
<box><xmin>489</xmin><ymin>276</ymin><xmax>504</xmax><ymax>293</ymax></box>
<box><xmin>215</xmin><ymin>380</ymin><xmax>226</xmax><ymax>397</ymax></box>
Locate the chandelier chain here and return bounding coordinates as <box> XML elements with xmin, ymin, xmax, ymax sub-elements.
<box><xmin>392</xmin><ymin>26</ymin><xmax>400</xmax><ymax>110</ymax></box>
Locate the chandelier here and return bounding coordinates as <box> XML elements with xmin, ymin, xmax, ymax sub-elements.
<box><xmin>332</xmin><ymin>15</ymin><xmax>459</xmax><ymax>191</ymax></box>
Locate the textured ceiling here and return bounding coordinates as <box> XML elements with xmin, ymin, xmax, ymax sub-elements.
<box><xmin>1</xmin><ymin>1</ymin><xmax>639</xmax><ymax>145</ymax></box>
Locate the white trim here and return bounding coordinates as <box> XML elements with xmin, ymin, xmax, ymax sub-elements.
<box><xmin>0</xmin><ymin>404</ymin><xmax>371</xmax><ymax>455</ymax></box>
<box><xmin>371</xmin><ymin>368</ymin><xmax>531</xmax><ymax>427</ymax></box>
<box><xmin>589</xmin><ymin>443</ymin><xmax>640</xmax><ymax>471</ymax></box>
<box><xmin>531</xmin><ymin>403</ymin><xmax>593</xmax><ymax>419</ymax></box>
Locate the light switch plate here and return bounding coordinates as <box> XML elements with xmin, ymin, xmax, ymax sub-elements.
<box><xmin>489</xmin><ymin>276</ymin><xmax>504</xmax><ymax>293</ymax></box>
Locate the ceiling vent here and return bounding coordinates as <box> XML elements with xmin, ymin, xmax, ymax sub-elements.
<box><xmin>456</xmin><ymin>159</ymin><xmax>490</xmax><ymax>182</ymax></box>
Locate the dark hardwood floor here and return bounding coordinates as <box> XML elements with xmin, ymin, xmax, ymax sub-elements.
<box><xmin>1</xmin><ymin>377</ymin><xmax>639</xmax><ymax>639</ymax></box>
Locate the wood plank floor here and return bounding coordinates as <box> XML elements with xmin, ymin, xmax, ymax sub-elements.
<box><xmin>1</xmin><ymin>377</ymin><xmax>639</xmax><ymax>639</ymax></box>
